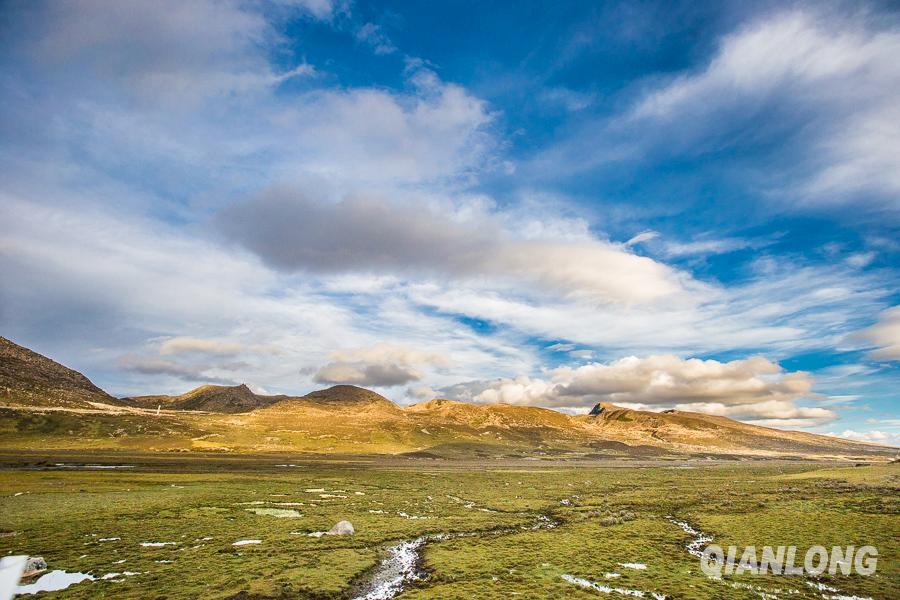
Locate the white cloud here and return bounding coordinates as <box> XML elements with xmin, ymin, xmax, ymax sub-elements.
<box><xmin>313</xmin><ymin>343</ymin><xmax>448</xmax><ymax>387</ymax></box>
<box><xmin>630</xmin><ymin>9</ymin><xmax>900</xmax><ymax>208</ymax></box>
<box><xmin>408</xmin><ymin>251</ymin><xmax>889</xmax><ymax>359</ymax></box>
<box><xmin>9</xmin><ymin>0</ymin><xmax>322</xmax><ymax>106</ymax></box>
<box><xmin>453</xmin><ymin>354</ymin><xmax>833</xmax><ymax>428</ymax></box>
<box><xmin>272</xmin><ymin>63</ymin><xmax>499</xmax><ymax>185</ymax></box>
<box><xmin>663</xmin><ymin>237</ymin><xmax>760</xmax><ymax>258</ymax></box>
<box><xmin>1</xmin><ymin>195</ymin><xmax>545</xmax><ymax>397</ymax></box>
<box><xmin>159</xmin><ymin>337</ymin><xmax>244</xmax><ymax>356</ymax></box>
<box><xmin>845</xmin><ymin>252</ymin><xmax>876</xmax><ymax>268</ymax></box>
<box><xmin>827</xmin><ymin>429</ymin><xmax>899</xmax><ymax>446</ymax></box>
<box><xmin>0</xmin><ymin>0</ymin><xmax>894</xmax><ymax>443</ymax></box>
<box><xmin>547</xmin><ymin>343</ymin><xmax>576</xmax><ymax>352</ymax></box>
<box><xmin>624</xmin><ymin>230</ymin><xmax>659</xmax><ymax>247</ymax></box>
<box><xmin>850</xmin><ymin>306</ymin><xmax>900</xmax><ymax>360</ymax></box>
<box><xmin>119</xmin><ymin>355</ymin><xmax>237</xmax><ymax>386</ymax></box>
<box><xmin>673</xmin><ymin>401</ymin><xmax>836</xmax><ymax>429</ymax></box>
<box><xmin>220</xmin><ymin>191</ymin><xmax>696</xmax><ymax>304</ymax></box>
<box><xmin>356</xmin><ymin>22</ymin><xmax>396</xmax><ymax>54</ymax></box>
<box><xmin>281</xmin><ymin>0</ymin><xmax>344</xmax><ymax>21</ymax></box>
<box><xmin>537</xmin><ymin>87</ymin><xmax>596</xmax><ymax>112</ymax></box>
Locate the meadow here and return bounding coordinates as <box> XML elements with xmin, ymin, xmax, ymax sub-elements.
<box><xmin>0</xmin><ymin>454</ymin><xmax>897</xmax><ymax>599</ymax></box>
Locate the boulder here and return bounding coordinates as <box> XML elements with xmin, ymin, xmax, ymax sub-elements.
<box><xmin>22</xmin><ymin>556</ymin><xmax>47</xmax><ymax>578</ymax></box>
<box><xmin>326</xmin><ymin>520</ymin><xmax>354</xmax><ymax>535</ymax></box>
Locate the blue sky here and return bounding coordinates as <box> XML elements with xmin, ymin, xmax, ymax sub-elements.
<box><xmin>0</xmin><ymin>0</ymin><xmax>898</xmax><ymax>444</ymax></box>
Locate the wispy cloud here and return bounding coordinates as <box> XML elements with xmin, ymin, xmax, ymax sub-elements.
<box><xmin>628</xmin><ymin>9</ymin><xmax>900</xmax><ymax>210</ymax></box>
<box><xmin>356</xmin><ymin>22</ymin><xmax>397</xmax><ymax>54</ymax></box>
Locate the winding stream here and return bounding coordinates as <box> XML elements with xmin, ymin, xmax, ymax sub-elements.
<box><xmin>351</xmin><ymin>538</ymin><xmax>428</xmax><ymax>600</ymax></box>
<box><xmin>353</xmin><ymin>512</ymin><xmax>876</xmax><ymax>600</ymax></box>
<box><xmin>351</xmin><ymin>510</ymin><xmax>560</xmax><ymax>600</ymax></box>
<box><xmin>665</xmin><ymin>516</ymin><xmax>714</xmax><ymax>557</ymax></box>
<box><xmin>666</xmin><ymin>516</ymin><xmax>873</xmax><ymax>600</ymax></box>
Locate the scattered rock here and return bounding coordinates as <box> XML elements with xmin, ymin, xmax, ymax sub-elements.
<box><xmin>22</xmin><ymin>556</ymin><xmax>48</xmax><ymax>578</ymax></box>
<box><xmin>327</xmin><ymin>520</ymin><xmax>354</xmax><ymax>535</ymax></box>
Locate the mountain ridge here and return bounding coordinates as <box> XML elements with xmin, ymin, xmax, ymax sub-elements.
<box><xmin>0</xmin><ymin>337</ymin><xmax>896</xmax><ymax>459</ymax></box>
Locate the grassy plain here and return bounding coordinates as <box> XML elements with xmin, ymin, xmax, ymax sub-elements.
<box><xmin>0</xmin><ymin>454</ymin><xmax>897</xmax><ymax>599</ymax></box>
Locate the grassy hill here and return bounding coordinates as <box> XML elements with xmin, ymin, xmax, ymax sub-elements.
<box><xmin>123</xmin><ymin>383</ymin><xmax>282</xmax><ymax>413</ymax></box>
<box><xmin>0</xmin><ymin>336</ymin><xmax>120</xmax><ymax>409</ymax></box>
<box><xmin>0</xmin><ymin>338</ymin><xmax>896</xmax><ymax>460</ymax></box>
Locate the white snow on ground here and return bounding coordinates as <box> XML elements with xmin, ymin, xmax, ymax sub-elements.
<box><xmin>53</xmin><ymin>464</ymin><xmax>134</xmax><ymax>470</ymax></box>
<box><xmin>16</xmin><ymin>571</ymin><xmax>95</xmax><ymax>595</ymax></box>
<box><xmin>101</xmin><ymin>571</ymin><xmax>141</xmax><ymax>580</ymax></box>
<box><xmin>140</xmin><ymin>541</ymin><xmax>176</xmax><ymax>547</ymax></box>
<box><xmin>560</xmin><ymin>574</ymin><xmax>664</xmax><ymax>598</ymax></box>
<box><xmin>245</xmin><ymin>508</ymin><xmax>301</xmax><ymax>518</ymax></box>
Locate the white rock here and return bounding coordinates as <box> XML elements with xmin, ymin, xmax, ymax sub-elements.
<box><xmin>326</xmin><ymin>520</ymin><xmax>355</xmax><ymax>535</ymax></box>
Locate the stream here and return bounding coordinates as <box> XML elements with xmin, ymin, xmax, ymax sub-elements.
<box><xmin>352</xmin><ymin>512</ymin><xmax>877</xmax><ymax>600</ymax></box>
<box><xmin>350</xmin><ymin>511</ymin><xmax>560</xmax><ymax>600</ymax></box>
<box><xmin>666</xmin><ymin>516</ymin><xmax>874</xmax><ymax>600</ymax></box>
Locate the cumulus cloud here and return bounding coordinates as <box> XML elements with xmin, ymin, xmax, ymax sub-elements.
<box><xmin>671</xmin><ymin>401</ymin><xmax>836</xmax><ymax>429</ymax></box>
<box><xmin>446</xmin><ymin>355</ymin><xmax>833</xmax><ymax>427</ymax></box>
<box><xmin>827</xmin><ymin>429</ymin><xmax>899</xmax><ymax>446</ymax></box>
<box><xmin>219</xmin><ymin>191</ymin><xmax>693</xmax><ymax>304</ymax></box>
<box><xmin>407</xmin><ymin>385</ymin><xmax>439</xmax><ymax>401</ymax></box>
<box><xmin>268</xmin><ymin>62</ymin><xmax>499</xmax><ymax>185</ymax></box>
<box><xmin>850</xmin><ymin>306</ymin><xmax>900</xmax><ymax>360</ymax></box>
<box><xmin>313</xmin><ymin>343</ymin><xmax>448</xmax><ymax>387</ymax></box>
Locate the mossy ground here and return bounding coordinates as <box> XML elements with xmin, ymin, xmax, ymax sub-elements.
<box><xmin>0</xmin><ymin>458</ymin><xmax>896</xmax><ymax>599</ymax></box>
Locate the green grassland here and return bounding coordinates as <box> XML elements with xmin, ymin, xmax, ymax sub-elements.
<box><xmin>0</xmin><ymin>458</ymin><xmax>897</xmax><ymax>599</ymax></box>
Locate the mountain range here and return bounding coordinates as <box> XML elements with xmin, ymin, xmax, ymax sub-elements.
<box><xmin>1</xmin><ymin>336</ymin><xmax>896</xmax><ymax>460</ymax></box>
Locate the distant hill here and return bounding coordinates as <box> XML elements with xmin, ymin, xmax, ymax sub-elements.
<box><xmin>299</xmin><ymin>384</ymin><xmax>400</xmax><ymax>409</ymax></box>
<box><xmin>0</xmin><ymin>337</ymin><xmax>896</xmax><ymax>459</ymax></box>
<box><xmin>577</xmin><ymin>402</ymin><xmax>891</xmax><ymax>458</ymax></box>
<box><xmin>123</xmin><ymin>383</ymin><xmax>281</xmax><ymax>414</ymax></box>
<box><xmin>0</xmin><ymin>336</ymin><xmax>120</xmax><ymax>408</ymax></box>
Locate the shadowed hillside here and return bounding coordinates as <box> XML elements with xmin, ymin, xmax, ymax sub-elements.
<box><xmin>0</xmin><ymin>336</ymin><xmax>120</xmax><ymax>409</ymax></box>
